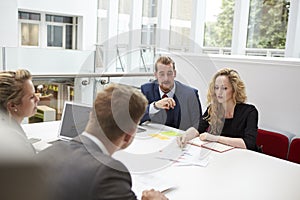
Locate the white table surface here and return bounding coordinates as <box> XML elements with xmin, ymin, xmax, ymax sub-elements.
<box><xmin>22</xmin><ymin>121</ymin><xmax>300</xmax><ymax>200</ymax></box>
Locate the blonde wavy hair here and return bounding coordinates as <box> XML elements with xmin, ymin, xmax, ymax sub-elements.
<box><xmin>0</xmin><ymin>69</ymin><xmax>32</xmax><ymax>112</ymax></box>
<box><xmin>206</xmin><ymin>68</ymin><xmax>247</xmax><ymax>134</ymax></box>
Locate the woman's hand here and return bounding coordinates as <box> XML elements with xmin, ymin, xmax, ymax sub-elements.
<box><xmin>199</xmin><ymin>132</ymin><xmax>219</xmax><ymax>142</ymax></box>
<box><xmin>177</xmin><ymin>127</ymin><xmax>199</xmax><ymax>148</ymax></box>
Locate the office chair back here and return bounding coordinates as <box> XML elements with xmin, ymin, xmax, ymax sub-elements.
<box><xmin>287</xmin><ymin>136</ymin><xmax>300</xmax><ymax>164</ymax></box>
<box><xmin>256</xmin><ymin>129</ymin><xmax>291</xmax><ymax>160</ymax></box>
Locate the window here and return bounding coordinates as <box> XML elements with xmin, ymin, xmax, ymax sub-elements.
<box><xmin>98</xmin><ymin>0</ymin><xmax>108</xmax><ymax>44</ymax></box>
<box><xmin>19</xmin><ymin>11</ymin><xmax>41</xmax><ymax>46</ymax></box>
<box><xmin>96</xmin><ymin>0</ymin><xmax>297</xmax><ymax>58</ymax></box>
<box><xmin>169</xmin><ymin>0</ymin><xmax>192</xmax><ymax>49</ymax></box>
<box><xmin>142</xmin><ymin>0</ymin><xmax>157</xmax><ymax>18</ymax></box>
<box><xmin>118</xmin><ymin>0</ymin><xmax>132</xmax><ymax>43</ymax></box>
<box><xmin>141</xmin><ymin>0</ymin><xmax>157</xmax><ymax>45</ymax></box>
<box><xmin>203</xmin><ymin>0</ymin><xmax>235</xmax><ymax>48</ymax></box>
<box><xmin>247</xmin><ymin>0</ymin><xmax>290</xmax><ymax>49</ymax></box>
<box><xmin>46</xmin><ymin>14</ymin><xmax>77</xmax><ymax>49</ymax></box>
<box><xmin>140</xmin><ymin>0</ymin><xmax>158</xmax><ymax>72</ymax></box>
<box><xmin>19</xmin><ymin>11</ymin><xmax>78</xmax><ymax>49</ymax></box>
<box><xmin>141</xmin><ymin>24</ymin><xmax>156</xmax><ymax>45</ymax></box>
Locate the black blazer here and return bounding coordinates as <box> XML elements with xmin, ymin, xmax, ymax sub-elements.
<box><xmin>198</xmin><ymin>103</ymin><xmax>259</xmax><ymax>151</ymax></box>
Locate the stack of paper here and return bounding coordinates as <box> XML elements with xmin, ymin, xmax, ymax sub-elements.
<box><xmin>132</xmin><ymin>173</ymin><xmax>176</xmax><ymax>199</ymax></box>
<box><xmin>155</xmin><ymin>140</ymin><xmax>209</xmax><ymax>167</ymax></box>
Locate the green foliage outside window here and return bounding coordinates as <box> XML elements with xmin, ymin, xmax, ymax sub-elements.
<box><xmin>204</xmin><ymin>0</ymin><xmax>235</xmax><ymax>47</ymax></box>
<box><xmin>247</xmin><ymin>0</ymin><xmax>289</xmax><ymax>49</ymax></box>
<box><xmin>204</xmin><ymin>0</ymin><xmax>289</xmax><ymax>49</ymax></box>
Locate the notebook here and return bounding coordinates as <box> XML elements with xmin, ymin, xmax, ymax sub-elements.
<box><xmin>188</xmin><ymin>138</ymin><xmax>235</xmax><ymax>153</ymax></box>
<box><xmin>56</xmin><ymin>101</ymin><xmax>92</xmax><ymax>141</ymax></box>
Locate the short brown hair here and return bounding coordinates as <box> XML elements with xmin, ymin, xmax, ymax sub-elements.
<box><xmin>154</xmin><ymin>56</ymin><xmax>175</xmax><ymax>71</ymax></box>
<box><xmin>93</xmin><ymin>83</ymin><xmax>148</xmax><ymax>141</ymax></box>
<box><xmin>0</xmin><ymin>69</ymin><xmax>32</xmax><ymax>112</ymax></box>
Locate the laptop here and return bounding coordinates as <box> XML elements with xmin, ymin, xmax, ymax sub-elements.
<box><xmin>32</xmin><ymin>101</ymin><xmax>144</xmax><ymax>151</ymax></box>
<box><xmin>56</xmin><ymin>101</ymin><xmax>93</xmax><ymax>141</ymax></box>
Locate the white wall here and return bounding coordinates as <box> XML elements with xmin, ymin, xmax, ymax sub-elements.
<box><xmin>0</xmin><ymin>0</ymin><xmax>97</xmax><ymax>50</ymax></box>
<box><xmin>172</xmin><ymin>54</ymin><xmax>300</xmax><ymax>136</ymax></box>
<box><xmin>0</xmin><ymin>0</ymin><xmax>98</xmax><ymax>104</ymax></box>
<box><xmin>0</xmin><ymin>0</ymin><xmax>18</xmax><ymax>47</ymax></box>
<box><xmin>5</xmin><ymin>47</ymin><xmax>94</xmax><ymax>74</ymax></box>
<box><xmin>18</xmin><ymin>0</ymin><xmax>97</xmax><ymax>50</ymax></box>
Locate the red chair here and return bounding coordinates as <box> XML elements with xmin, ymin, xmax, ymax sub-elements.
<box><xmin>287</xmin><ymin>137</ymin><xmax>300</xmax><ymax>164</ymax></box>
<box><xmin>256</xmin><ymin>129</ymin><xmax>292</xmax><ymax>160</ymax></box>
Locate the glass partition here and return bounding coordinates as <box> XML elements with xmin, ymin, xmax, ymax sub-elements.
<box><xmin>29</xmin><ymin>73</ymin><xmax>153</xmax><ymax>123</ymax></box>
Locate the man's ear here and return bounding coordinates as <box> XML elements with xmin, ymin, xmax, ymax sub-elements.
<box><xmin>173</xmin><ymin>69</ymin><xmax>177</xmax><ymax>78</ymax></box>
<box><xmin>123</xmin><ymin>133</ymin><xmax>133</xmax><ymax>143</ymax></box>
<box><xmin>154</xmin><ymin>71</ymin><xmax>158</xmax><ymax>79</ymax></box>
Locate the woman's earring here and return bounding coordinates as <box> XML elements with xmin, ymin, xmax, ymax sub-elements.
<box><xmin>14</xmin><ymin>108</ymin><xmax>17</xmax><ymax>112</ymax></box>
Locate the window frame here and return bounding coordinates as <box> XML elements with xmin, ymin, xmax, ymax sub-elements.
<box><xmin>46</xmin><ymin>22</ymin><xmax>66</xmax><ymax>49</ymax></box>
<box><xmin>18</xmin><ymin>12</ymin><xmax>41</xmax><ymax>47</ymax></box>
<box><xmin>18</xmin><ymin>11</ymin><xmax>78</xmax><ymax>50</ymax></box>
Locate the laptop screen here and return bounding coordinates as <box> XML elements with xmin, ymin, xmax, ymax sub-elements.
<box><xmin>58</xmin><ymin>102</ymin><xmax>92</xmax><ymax>140</ymax></box>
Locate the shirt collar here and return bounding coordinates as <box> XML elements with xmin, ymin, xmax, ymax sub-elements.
<box><xmin>82</xmin><ymin>131</ymin><xmax>110</xmax><ymax>155</ymax></box>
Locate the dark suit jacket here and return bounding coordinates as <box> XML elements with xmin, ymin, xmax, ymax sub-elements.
<box><xmin>140</xmin><ymin>80</ymin><xmax>202</xmax><ymax>130</ymax></box>
<box><xmin>37</xmin><ymin>135</ymin><xmax>137</xmax><ymax>200</ymax></box>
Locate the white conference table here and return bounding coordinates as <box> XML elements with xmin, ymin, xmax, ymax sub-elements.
<box><xmin>22</xmin><ymin>121</ymin><xmax>300</xmax><ymax>200</ymax></box>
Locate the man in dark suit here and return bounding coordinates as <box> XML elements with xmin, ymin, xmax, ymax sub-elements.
<box><xmin>140</xmin><ymin>56</ymin><xmax>202</xmax><ymax>130</ymax></box>
<box><xmin>37</xmin><ymin>84</ymin><xmax>168</xmax><ymax>200</ymax></box>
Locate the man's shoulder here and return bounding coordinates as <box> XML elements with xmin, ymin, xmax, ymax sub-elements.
<box><xmin>175</xmin><ymin>81</ymin><xmax>198</xmax><ymax>93</ymax></box>
<box><xmin>142</xmin><ymin>80</ymin><xmax>156</xmax><ymax>86</ymax></box>
<box><xmin>141</xmin><ymin>80</ymin><xmax>157</xmax><ymax>91</ymax></box>
<box><xmin>38</xmin><ymin>139</ymin><xmax>128</xmax><ymax>172</ymax></box>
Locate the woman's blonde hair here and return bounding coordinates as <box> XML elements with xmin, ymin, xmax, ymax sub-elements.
<box><xmin>206</xmin><ymin>68</ymin><xmax>247</xmax><ymax>134</ymax></box>
<box><xmin>0</xmin><ymin>69</ymin><xmax>32</xmax><ymax>112</ymax></box>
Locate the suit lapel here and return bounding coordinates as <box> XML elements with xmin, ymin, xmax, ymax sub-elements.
<box><xmin>172</xmin><ymin>94</ymin><xmax>181</xmax><ymax>127</ymax></box>
<box><xmin>153</xmin><ymin>82</ymin><xmax>161</xmax><ymax>100</ymax></box>
<box><xmin>173</xmin><ymin>81</ymin><xmax>182</xmax><ymax>128</ymax></box>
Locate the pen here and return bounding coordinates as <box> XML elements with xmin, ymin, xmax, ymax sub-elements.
<box><xmin>155</xmin><ymin>157</ymin><xmax>179</xmax><ymax>163</ymax></box>
<box><xmin>161</xmin><ymin>187</ymin><xmax>176</xmax><ymax>194</ymax></box>
<box><xmin>182</xmin><ymin>151</ymin><xmax>192</xmax><ymax>156</ymax></box>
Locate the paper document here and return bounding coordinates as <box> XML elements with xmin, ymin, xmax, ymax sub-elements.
<box><xmin>132</xmin><ymin>173</ymin><xmax>176</xmax><ymax>200</ymax></box>
<box><xmin>155</xmin><ymin>141</ymin><xmax>209</xmax><ymax>167</ymax></box>
<box><xmin>172</xmin><ymin>145</ymin><xmax>209</xmax><ymax>167</ymax></box>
